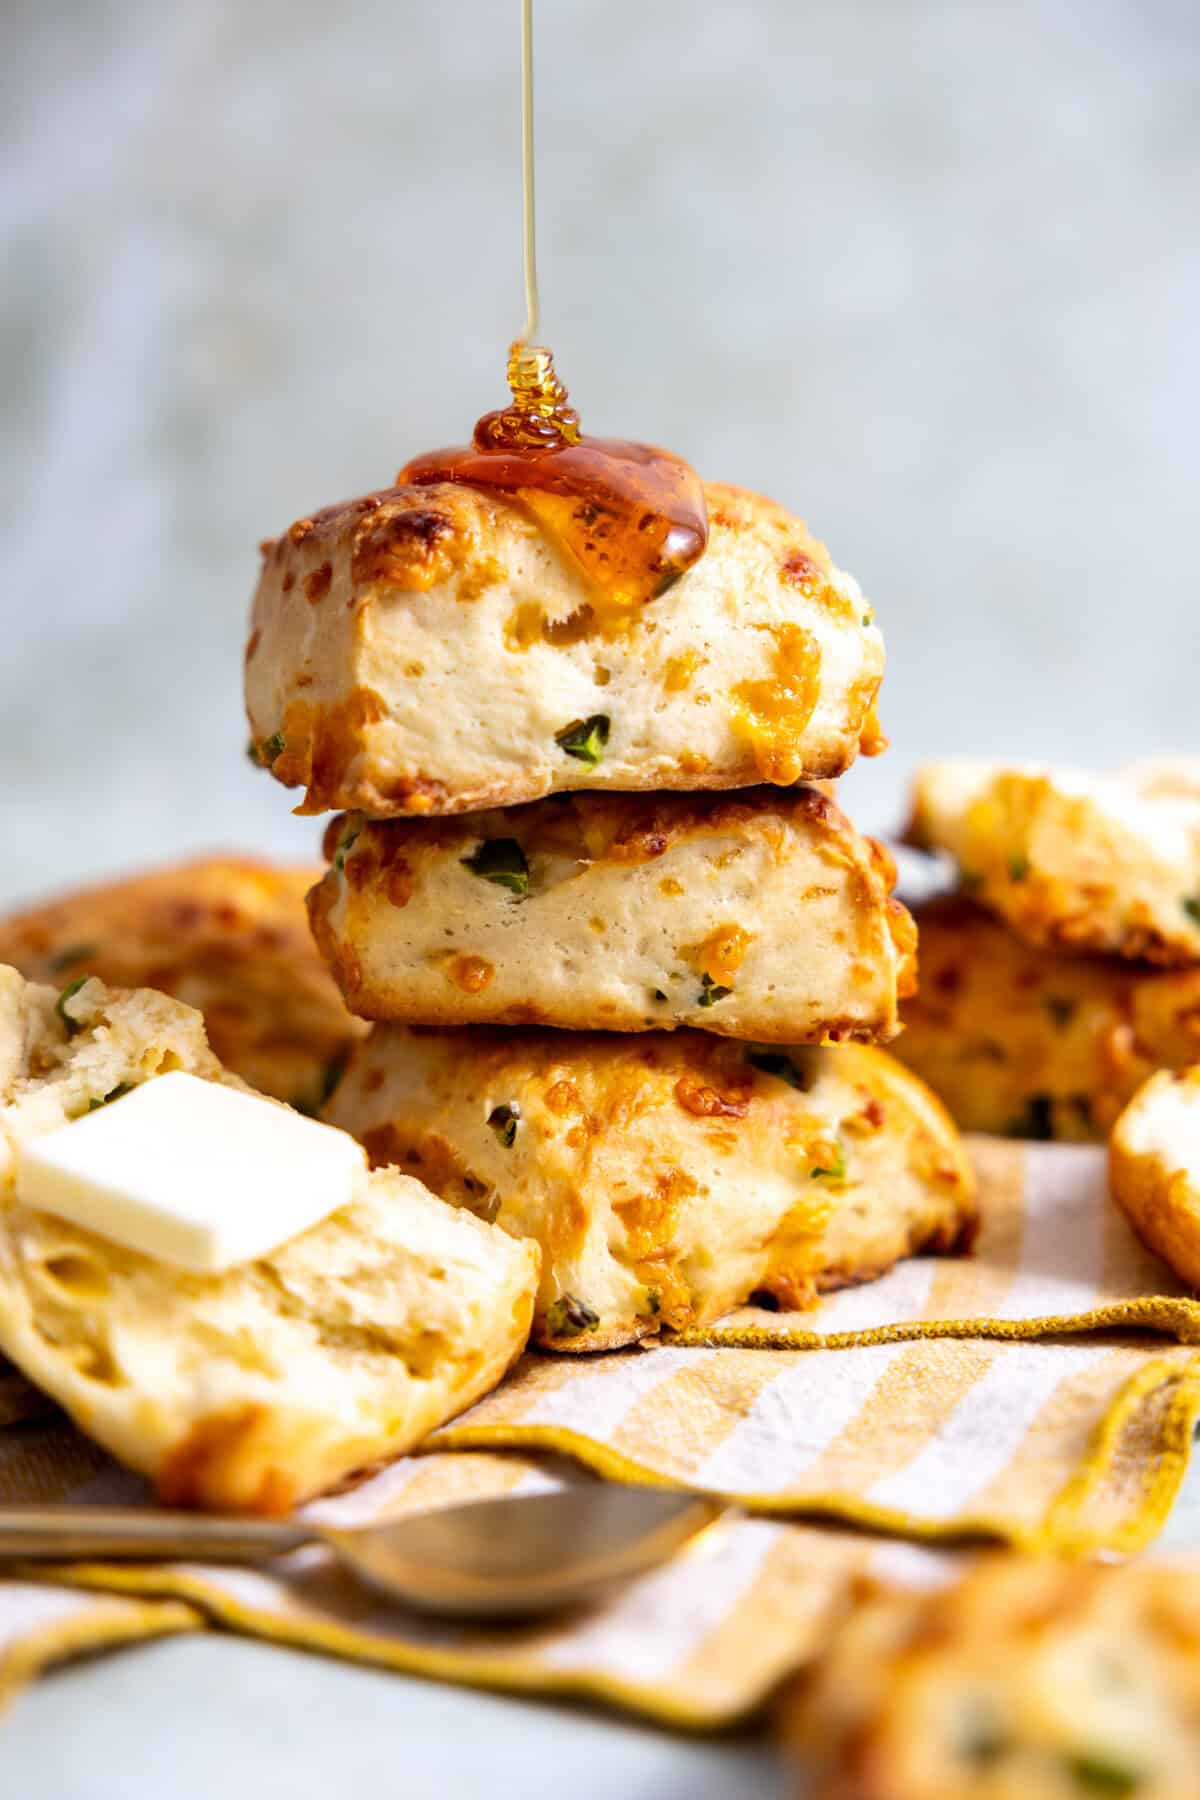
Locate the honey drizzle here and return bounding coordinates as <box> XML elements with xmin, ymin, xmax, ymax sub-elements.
<box><xmin>518</xmin><ymin>0</ymin><xmax>539</xmax><ymax>346</ymax></box>
<box><xmin>398</xmin><ymin>0</ymin><xmax>708</xmax><ymax>620</ymax></box>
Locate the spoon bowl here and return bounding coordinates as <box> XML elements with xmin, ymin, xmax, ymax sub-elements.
<box><xmin>324</xmin><ymin>1485</ymin><xmax>727</xmax><ymax>1617</ymax></box>
<box><xmin>0</xmin><ymin>1485</ymin><xmax>729</xmax><ymax>1620</ymax></box>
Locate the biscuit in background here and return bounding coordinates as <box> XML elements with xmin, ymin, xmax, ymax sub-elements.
<box><xmin>0</xmin><ymin>857</ymin><xmax>365</xmax><ymax>1112</ymax></box>
<box><xmin>785</xmin><ymin>1554</ymin><xmax>1200</xmax><ymax>1798</ymax></box>
<box><xmin>1110</xmin><ymin>1065</ymin><xmax>1200</xmax><ymax>1289</ymax></box>
<box><xmin>311</xmin><ymin>786</ymin><xmax>916</xmax><ymax>1043</ymax></box>
<box><xmin>245</xmin><ymin>480</ymin><xmax>887</xmax><ymax>818</ymax></box>
<box><xmin>327</xmin><ymin>1026</ymin><xmax>975</xmax><ymax>1351</ymax></box>
<box><xmin>0</xmin><ymin>965</ymin><xmax>538</xmax><ymax>1511</ymax></box>
<box><xmin>906</xmin><ymin>758</ymin><xmax>1200</xmax><ymax>965</ymax></box>
<box><xmin>894</xmin><ymin>895</ymin><xmax>1200</xmax><ymax>1141</ymax></box>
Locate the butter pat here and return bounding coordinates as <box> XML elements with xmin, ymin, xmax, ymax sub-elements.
<box><xmin>14</xmin><ymin>1071</ymin><xmax>367</xmax><ymax>1272</ymax></box>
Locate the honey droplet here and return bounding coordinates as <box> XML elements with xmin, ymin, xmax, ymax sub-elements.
<box><xmin>399</xmin><ymin>343</ymin><xmax>708</xmax><ymax>627</ymax></box>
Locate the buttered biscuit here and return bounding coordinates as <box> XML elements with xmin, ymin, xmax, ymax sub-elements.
<box><xmin>245</xmin><ymin>481</ymin><xmax>886</xmax><ymax>817</ymax></box>
<box><xmin>787</xmin><ymin>1555</ymin><xmax>1200</xmax><ymax>1798</ymax></box>
<box><xmin>1110</xmin><ymin>1065</ymin><xmax>1200</xmax><ymax>1289</ymax></box>
<box><xmin>894</xmin><ymin>896</ymin><xmax>1200</xmax><ymax>1141</ymax></box>
<box><xmin>0</xmin><ymin>857</ymin><xmax>364</xmax><ymax>1112</ymax></box>
<box><xmin>326</xmin><ymin>1027</ymin><xmax>975</xmax><ymax>1351</ymax></box>
<box><xmin>906</xmin><ymin>758</ymin><xmax>1200</xmax><ymax>965</ymax></box>
<box><xmin>310</xmin><ymin>787</ymin><xmax>916</xmax><ymax>1043</ymax></box>
<box><xmin>0</xmin><ymin>966</ymin><xmax>538</xmax><ymax>1510</ymax></box>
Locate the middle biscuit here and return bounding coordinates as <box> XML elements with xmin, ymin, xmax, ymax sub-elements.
<box><xmin>309</xmin><ymin>785</ymin><xmax>917</xmax><ymax>1044</ymax></box>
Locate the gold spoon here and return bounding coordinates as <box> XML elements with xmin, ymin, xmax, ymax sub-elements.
<box><xmin>0</xmin><ymin>1486</ymin><xmax>729</xmax><ymax>1619</ymax></box>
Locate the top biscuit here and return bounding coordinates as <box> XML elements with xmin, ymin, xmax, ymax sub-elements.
<box><xmin>906</xmin><ymin>758</ymin><xmax>1200</xmax><ymax>965</ymax></box>
<box><xmin>244</xmin><ymin>480</ymin><xmax>886</xmax><ymax>817</ymax></box>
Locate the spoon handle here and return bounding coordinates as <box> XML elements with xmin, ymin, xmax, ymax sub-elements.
<box><xmin>0</xmin><ymin>1504</ymin><xmax>308</xmax><ymax>1564</ymax></box>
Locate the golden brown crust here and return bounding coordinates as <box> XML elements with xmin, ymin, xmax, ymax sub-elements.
<box><xmin>326</xmin><ymin>1028</ymin><xmax>975</xmax><ymax>1351</ymax></box>
<box><xmin>308</xmin><ymin>786</ymin><xmax>917</xmax><ymax>1043</ymax></box>
<box><xmin>787</xmin><ymin>1555</ymin><xmax>1200</xmax><ymax>1798</ymax></box>
<box><xmin>893</xmin><ymin>895</ymin><xmax>1200</xmax><ymax>1141</ymax></box>
<box><xmin>245</xmin><ymin>480</ymin><xmax>886</xmax><ymax>816</ymax></box>
<box><xmin>0</xmin><ymin>857</ymin><xmax>365</xmax><ymax>1111</ymax></box>
<box><xmin>272</xmin><ymin>485</ymin><xmax>488</xmax><ymax>594</ymax></box>
<box><xmin>157</xmin><ymin>1405</ymin><xmax>297</xmax><ymax>1514</ymax></box>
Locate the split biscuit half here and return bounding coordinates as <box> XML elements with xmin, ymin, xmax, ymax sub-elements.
<box><xmin>0</xmin><ymin>965</ymin><xmax>538</xmax><ymax>1511</ymax></box>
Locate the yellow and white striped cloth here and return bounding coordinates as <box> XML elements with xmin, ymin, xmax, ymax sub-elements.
<box><xmin>1</xmin><ymin>1139</ymin><xmax>1198</xmax><ymax>1726</ymax></box>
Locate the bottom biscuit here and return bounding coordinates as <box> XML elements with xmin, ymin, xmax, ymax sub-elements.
<box><xmin>326</xmin><ymin>1026</ymin><xmax>976</xmax><ymax>1351</ymax></box>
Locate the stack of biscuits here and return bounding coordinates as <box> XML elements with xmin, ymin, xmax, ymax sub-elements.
<box><xmin>246</xmin><ymin>476</ymin><xmax>976</xmax><ymax>1349</ymax></box>
<box><xmin>895</xmin><ymin>757</ymin><xmax>1200</xmax><ymax>1142</ymax></box>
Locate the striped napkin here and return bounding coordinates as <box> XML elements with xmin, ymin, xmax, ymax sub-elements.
<box><xmin>1</xmin><ymin>1139</ymin><xmax>1198</xmax><ymax>1726</ymax></box>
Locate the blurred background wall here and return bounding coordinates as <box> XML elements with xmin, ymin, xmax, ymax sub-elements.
<box><xmin>2</xmin><ymin>0</ymin><xmax>1197</xmax><ymax>906</ymax></box>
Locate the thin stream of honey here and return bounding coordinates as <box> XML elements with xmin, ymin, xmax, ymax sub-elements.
<box><xmin>400</xmin><ymin>0</ymin><xmax>708</xmax><ymax>619</ymax></box>
<box><xmin>519</xmin><ymin>0</ymin><xmax>539</xmax><ymax>347</ymax></box>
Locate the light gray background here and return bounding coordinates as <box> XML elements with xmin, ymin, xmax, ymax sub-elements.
<box><xmin>3</xmin><ymin>0</ymin><xmax>1198</xmax><ymax>907</ymax></box>
<box><xmin>1</xmin><ymin>1</ymin><xmax>1198</xmax><ymax>1791</ymax></box>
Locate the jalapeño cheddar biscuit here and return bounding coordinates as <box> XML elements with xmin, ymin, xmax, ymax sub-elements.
<box><xmin>0</xmin><ymin>966</ymin><xmax>538</xmax><ymax>1511</ymax></box>
<box><xmin>309</xmin><ymin>786</ymin><xmax>917</xmax><ymax>1043</ymax></box>
<box><xmin>1110</xmin><ymin>1065</ymin><xmax>1200</xmax><ymax>1289</ymax></box>
<box><xmin>906</xmin><ymin>758</ymin><xmax>1200</xmax><ymax>965</ymax></box>
<box><xmin>244</xmin><ymin>480</ymin><xmax>887</xmax><ymax>817</ymax></box>
<box><xmin>0</xmin><ymin>857</ymin><xmax>364</xmax><ymax>1112</ymax></box>
<box><xmin>788</xmin><ymin>1555</ymin><xmax>1200</xmax><ymax>1799</ymax></box>
<box><xmin>326</xmin><ymin>1026</ymin><xmax>975</xmax><ymax>1351</ymax></box>
<box><xmin>894</xmin><ymin>896</ymin><xmax>1200</xmax><ymax>1141</ymax></box>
